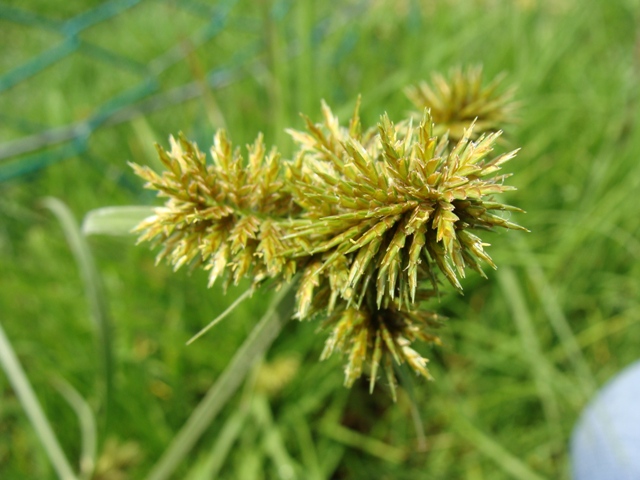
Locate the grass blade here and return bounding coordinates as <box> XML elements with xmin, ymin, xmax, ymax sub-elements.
<box><xmin>0</xmin><ymin>320</ymin><xmax>78</xmax><ymax>480</ymax></box>
<box><xmin>184</xmin><ymin>407</ymin><xmax>249</xmax><ymax>480</ymax></box>
<box><xmin>147</xmin><ymin>282</ymin><xmax>295</xmax><ymax>480</ymax></box>
<box><xmin>396</xmin><ymin>365</ymin><xmax>428</xmax><ymax>451</ymax></box>
<box><xmin>186</xmin><ymin>288</ymin><xmax>253</xmax><ymax>345</ymax></box>
<box><xmin>513</xmin><ymin>237</ymin><xmax>597</xmax><ymax>398</ymax></box>
<box><xmin>318</xmin><ymin>422</ymin><xmax>406</xmax><ymax>464</ymax></box>
<box><xmin>497</xmin><ymin>268</ymin><xmax>561</xmax><ymax>439</ymax></box>
<box><xmin>452</xmin><ymin>415</ymin><xmax>547</xmax><ymax>480</ymax></box>
<box><xmin>184</xmin><ymin>367</ymin><xmax>260</xmax><ymax>480</ymax></box>
<box><xmin>41</xmin><ymin>197</ymin><xmax>114</xmax><ymax>424</ymax></box>
<box><xmin>81</xmin><ymin>206</ymin><xmax>156</xmax><ymax>236</ymax></box>
<box><xmin>289</xmin><ymin>410</ymin><xmax>324</xmax><ymax>480</ymax></box>
<box><xmin>252</xmin><ymin>393</ymin><xmax>300</xmax><ymax>480</ymax></box>
<box><xmin>53</xmin><ymin>377</ymin><xmax>97</xmax><ymax>480</ymax></box>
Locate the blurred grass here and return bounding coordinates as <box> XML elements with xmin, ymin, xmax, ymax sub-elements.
<box><xmin>1</xmin><ymin>0</ymin><xmax>640</xmax><ymax>478</ymax></box>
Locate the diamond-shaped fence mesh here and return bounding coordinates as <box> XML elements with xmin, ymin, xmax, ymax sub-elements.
<box><xmin>0</xmin><ymin>0</ymin><xmax>364</xmax><ymax>182</ymax></box>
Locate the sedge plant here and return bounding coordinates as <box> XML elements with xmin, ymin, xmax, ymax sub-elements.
<box><xmin>131</xmin><ymin>66</ymin><xmax>524</xmax><ymax>399</ymax></box>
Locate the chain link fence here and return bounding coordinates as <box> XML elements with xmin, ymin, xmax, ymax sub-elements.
<box><xmin>1</xmin><ymin>0</ymin><xmax>362</xmax><ymax>182</ymax></box>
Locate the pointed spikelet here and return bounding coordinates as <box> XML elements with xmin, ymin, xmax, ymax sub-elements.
<box><xmin>131</xmin><ymin>132</ymin><xmax>296</xmax><ymax>288</ymax></box>
<box><xmin>405</xmin><ymin>66</ymin><xmax>517</xmax><ymax>141</ymax></box>
<box><xmin>320</xmin><ymin>298</ymin><xmax>442</xmax><ymax>391</ymax></box>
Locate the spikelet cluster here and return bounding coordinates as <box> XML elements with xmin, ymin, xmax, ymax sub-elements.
<box><xmin>131</xmin><ymin>131</ymin><xmax>298</xmax><ymax>289</ymax></box>
<box><xmin>285</xmin><ymin>101</ymin><xmax>525</xmax><ymax>395</ymax></box>
<box><xmin>405</xmin><ymin>66</ymin><xmax>516</xmax><ymax>141</ymax></box>
<box><xmin>132</xmin><ymin>68</ymin><xmax>523</xmax><ymax>397</ymax></box>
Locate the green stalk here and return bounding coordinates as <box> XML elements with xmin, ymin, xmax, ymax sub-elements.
<box><xmin>262</xmin><ymin>0</ymin><xmax>290</xmax><ymax>151</ymax></box>
<box><xmin>497</xmin><ymin>268</ymin><xmax>561</xmax><ymax>442</ymax></box>
<box><xmin>42</xmin><ymin>197</ymin><xmax>113</xmax><ymax>425</ymax></box>
<box><xmin>147</xmin><ymin>282</ymin><xmax>295</xmax><ymax>480</ymax></box>
<box><xmin>452</xmin><ymin>414</ymin><xmax>547</xmax><ymax>480</ymax></box>
<box><xmin>53</xmin><ymin>378</ymin><xmax>97</xmax><ymax>480</ymax></box>
<box><xmin>0</xmin><ymin>320</ymin><xmax>78</xmax><ymax>480</ymax></box>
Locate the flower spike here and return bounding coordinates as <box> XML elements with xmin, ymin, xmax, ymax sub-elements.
<box><xmin>132</xmin><ymin>68</ymin><xmax>525</xmax><ymax>395</ymax></box>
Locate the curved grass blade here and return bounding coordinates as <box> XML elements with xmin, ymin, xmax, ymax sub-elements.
<box><xmin>41</xmin><ymin>197</ymin><xmax>114</xmax><ymax>425</ymax></box>
<box><xmin>53</xmin><ymin>377</ymin><xmax>97</xmax><ymax>480</ymax></box>
<box><xmin>184</xmin><ymin>405</ymin><xmax>249</xmax><ymax>480</ymax></box>
<box><xmin>0</xmin><ymin>320</ymin><xmax>79</xmax><ymax>480</ymax></box>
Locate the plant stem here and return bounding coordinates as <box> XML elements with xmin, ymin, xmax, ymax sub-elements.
<box><xmin>146</xmin><ymin>282</ymin><xmax>295</xmax><ymax>480</ymax></box>
<box><xmin>0</xmin><ymin>320</ymin><xmax>78</xmax><ymax>480</ymax></box>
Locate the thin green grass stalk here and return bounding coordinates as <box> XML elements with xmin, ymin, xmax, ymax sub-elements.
<box><xmin>53</xmin><ymin>377</ymin><xmax>97</xmax><ymax>480</ymax></box>
<box><xmin>476</xmin><ymin>384</ymin><xmax>540</xmax><ymax>412</ymax></box>
<box><xmin>185</xmin><ymin>365</ymin><xmax>261</xmax><ymax>479</ymax></box>
<box><xmin>452</xmin><ymin>415</ymin><xmax>547</xmax><ymax>480</ymax></box>
<box><xmin>186</xmin><ymin>288</ymin><xmax>253</xmax><ymax>345</ymax></box>
<box><xmin>395</xmin><ymin>365</ymin><xmax>427</xmax><ymax>451</ymax></box>
<box><xmin>318</xmin><ymin>422</ymin><xmax>406</xmax><ymax>464</ymax></box>
<box><xmin>283</xmin><ymin>373</ymin><xmax>346</xmax><ymax>479</ymax></box>
<box><xmin>235</xmin><ymin>391</ymin><xmax>269</xmax><ymax>478</ymax></box>
<box><xmin>42</xmin><ymin>197</ymin><xmax>114</xmax><ymax>426</ymax></box>
<box><xmin>130</xmin><ymin>116</ymin><xmax>166</xmax><ymax>172</ymax></box>
<box><xmin>184</xmin><ymin>47</ymin><xmax>229</xmax><ymax>131</ymax></box>
<box><xmin>294</xmin><ymin>0</ymin><xmax>315</xmax><ymax>117</ymax></box>
<box><xmin>513</xmin><ymin>236</ymin><xmax>597</xmax><ymax>397</ymax></box>
<box><xmin>0</xmin><ymin>320</ymin><xmax>78</xmax><ymax>480</ymax></box>
<box><xmin>146</xmin><ymin>282</ymin><xmax>295</xmax><ymax>480</ymax></box>
<box><xmin>317</xmin><ymin>443</ymin><xmax>346</xmax><ymax>480</ymax></box>
<box><xmin>515</xmin><ymin>6</ymin><xmax>593</xmax><ymax>93</ymax></box>
<box><xmin>263</xmin><ymin>0</ymin><xmax>291</xmax><ymax>150</ymax></box>
<box><xmin>450</xmin><ymin>319</ymin><xmax>523</xmax><ymax>363</ymax></box>
<box><xmin>423</xmin><ymin>433</ymin><xmax>455</xmax><ymax>475</ymax></box>
<box><xmin>237</xmin><ymin>446</ymin><xmax>265</xmax><ymax>480</ymax></box>
<box><xmin>289</xmin><ymin>410</ymin><xmax>324</xmax><ymax>480</ymax></box>
<box><xmin>554</xmin><ymin>168</ymin><xmax>640</xmax><ymax>273</ymax></box>
<box><xmin>304</xmin><ymin>390</ymin><xmax>349</xmax><ymax>478</ymax></box>
<box><xmin>464</xmin><ymin>454</ymin><xmax>485</xmax><ymax>480</ymax></box>
<box><xmin>184</xmin><ymin>407</ymin><xmax>248</xmax><ymax>480</ymax></box>
<box><xmin>252</xmin><ymin>394</ymin><xmax>301</xmax><ymax>479</ymax></box>
<box><xmin>556</xmin><ymin>310</ymin><xmax>640</xmax><ymax>359</ymax></box>
<box><xmin>497</xmin><ymin>268</ymin><xmax>561</xmax><ymax>442</ymax></box>
<box><xmin>596</xmin><ymin>221</ymin><xmax>640</xmax><ymax>260</ymax></box>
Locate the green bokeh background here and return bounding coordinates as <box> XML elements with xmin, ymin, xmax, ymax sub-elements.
<box><xmin>1</xmin><ymin>0</ymin><xmax>640</xmax><ymax>478</ymax></box>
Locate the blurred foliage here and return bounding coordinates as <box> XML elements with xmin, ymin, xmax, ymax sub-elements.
<box><xmin>1</xmin><ymin>0</ymin><xmax>640</xmax><ymax>478</ymax></box>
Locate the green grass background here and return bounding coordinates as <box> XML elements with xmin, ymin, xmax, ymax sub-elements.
<box><xmin>1</xmin><ymin>0</ymin><xmax>640</xmax><ymax>478</ymax></box>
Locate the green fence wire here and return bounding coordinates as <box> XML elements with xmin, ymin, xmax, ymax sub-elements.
<box><xmin>0</xmin><ymin>0</ymin><xmax>293</xmax><ymax>181</ymax></box>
